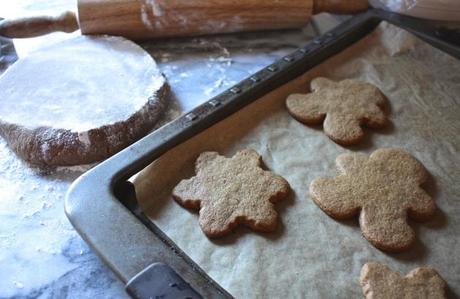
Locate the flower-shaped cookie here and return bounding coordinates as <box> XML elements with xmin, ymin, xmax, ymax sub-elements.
<box><xmin>286</xmin><ymin>78</ymin><xmax>388</xmax><ymax>145</ymax></box>
<box><xmin>360</xmin><ymin>262</ymin><xmax>447</xmax><ymax>299</ymax></box>
<box><xmin>173</xmin><ymin>149</ymin><xmax>290</xmax><ymax>238</ymax></box>
<box><xmin>310</xmin><ymin>148</ymin><xmax>436</xmax><ymax>252</ymax></box>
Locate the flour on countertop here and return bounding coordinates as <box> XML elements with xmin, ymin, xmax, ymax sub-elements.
<box><xmin>0</xmin><ymin>136</ymin><xmax>127</xmax><ymax>297</ymax></box>
<box><xmin>0</xmin><ymin>140</ymin><xmax>81</xmax><ymax>295</ymax></box>
<box><xmin>200</xmin><ymin>41</ymin><xmax>235</xmax><ymax>96</ymax></box>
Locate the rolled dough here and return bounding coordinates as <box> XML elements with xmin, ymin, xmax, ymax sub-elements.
<box><xmin>0</xmin><ymin>35</ymin><xmax>168</xmax><ymax>166</ymax></box>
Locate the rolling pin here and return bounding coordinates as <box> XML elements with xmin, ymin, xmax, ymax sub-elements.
<box><xmin>0</xmin><ymin>0</ymin><xmax>369</xmax><ymax>40</ymax></box>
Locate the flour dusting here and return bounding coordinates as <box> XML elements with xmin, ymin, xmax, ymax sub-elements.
<box><xmin>0</xmin><ymin>35</ymin><xmax>168</xmax><ymax>166</ymax></box>
<box><xmin>140</xmin><ymin>0</ymin><xmax>167</xmax><ymax>30</ymax></box>
<box><xmin>77</xmin><ymin>132</ymin><xmax>91</xmax><ymax>147</ymax></box>
<box><xmin>0</xmin><ymin>35</ymin><xmax>164</xmax><ymax>132</ymax></box>
<box><xmin>0</xmin><ymin>140</ymin><xmax>82</xmax><ymax>296</ymax></box>
<box><xmin>148</xmin><ymin>0</ymin><xmax>164</xmax><ymax>17</ymax></box>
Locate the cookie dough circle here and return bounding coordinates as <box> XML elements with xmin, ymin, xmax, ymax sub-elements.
<box><xmin>0</xmin><ymin>35</ymin><xmax>168</xmax><ymax>166</ymax></box>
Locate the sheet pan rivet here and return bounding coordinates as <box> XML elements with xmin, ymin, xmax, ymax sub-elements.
<box><xmin>250</xmin><ymin>76</ymin><xmax>260</xmax><ymax>83</ymax></box>
<box><xmin>185</xmin><ymin>113</ymin><xmax>198</xmax><ymax>121</ymax></box>
<box><xmin>209</xmin><ymin>99</ymin><xmax>221</xmax><ymax>107</ymax></box>
<box><xmin>299</xmin><ymin>48</ymin><xmax>309</xmax><ymax>54</ymax></box>
<box><xmin>267</xmin><ymin>66</ymin><xmax>278</xmax><ymax>72</ymax></box>
<box><xmin>230</xmin><ymin>87</ymin><xmax>242</xmax><ymax>94</ymax></box>
<box><xmin>313</xmin><ymin>38</ymin><xmax>322</xmax><ymax>45</ymax></box>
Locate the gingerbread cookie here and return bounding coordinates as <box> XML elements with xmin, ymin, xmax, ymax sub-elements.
<box><xmin>172</xmin><ymin>149</ymin><xmax>290</xmax><ymax>238</ymax></box>
<box><xmin>286</xmin><ymin>77</ymin><xmax>388</xmax><ymax>145</ymax></box>
<box><xmin>309</xmin><ymin>148</ymin><xmax>436</xmax><ymax>252</ymax></box>
<box><xmin>360</xmin><ymin>262</ymin><xmax>447</xmax><ymax>299</ymax></box>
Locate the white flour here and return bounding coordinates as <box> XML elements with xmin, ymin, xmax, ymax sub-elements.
<box><xmin>0</xmin><ymin>140</ymin><xmax>84</xmax><ymax>296</ymax></box>
<box><xmin>0</xmin><ymin>35</ymin><xmax>164</xmax><ymax>132</ymax></box>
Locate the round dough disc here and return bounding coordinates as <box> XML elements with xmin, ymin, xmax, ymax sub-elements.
<box><xmin>0</xmin><ymin>35</ymin><xmax>168</xmax><ymax>166</ymax></box>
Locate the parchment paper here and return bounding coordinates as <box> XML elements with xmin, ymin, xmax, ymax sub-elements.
<box><xmin>134</xmin><ymin>22</ymin><xmax>460</xmax><ymax>298</ymax></box>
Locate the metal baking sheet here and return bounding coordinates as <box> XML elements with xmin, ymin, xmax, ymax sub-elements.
<box><xmin>134</xmin><ymin>22</ymin><xmax>460</xmax><ymax>298</ymax></box>
<box><xmin>65</xmin><ymin>9</ymin><xmax>460</xmax><ymax>299</ymax></box>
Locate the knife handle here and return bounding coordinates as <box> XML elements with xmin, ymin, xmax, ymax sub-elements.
<box><xmin>0</xmin><ymin>11</ymin><xmax>79</xmax><ymax>38</ymax></box>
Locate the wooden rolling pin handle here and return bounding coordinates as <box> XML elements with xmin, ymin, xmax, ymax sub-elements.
<box><xmin>313</xmin><ymin>0</ymin><xmax>369</xmax><ymax>14</ymax></box>
<box><xmin>0</xmin><ymin>11</ymin><xmax>79</xmax><ymax>38</ymax></box>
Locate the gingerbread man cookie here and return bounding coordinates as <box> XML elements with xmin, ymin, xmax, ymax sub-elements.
<box><xmin>360</xmin><ymin>262</ymin><xmax>447</xmax><ymax>299</ymax></box>
<box><xmin>310</xmin><ymin>148</ymin><xmax>436</xmax><ymax>252</ymax></box>
<box><xmin>286</xmin><ymin>78</ymin><xmax>388</xmax><ymax>145</ymax></box>
<box><xmin>173</xmin><ymin>149</ymin><xmax>290</xmax><ymax>238</ymax></box>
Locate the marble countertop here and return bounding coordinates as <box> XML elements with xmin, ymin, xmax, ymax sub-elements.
<box><xmin>0</xmin><ymin>1</ymin><xmax>340</xmax><ymax>298</ymax></box>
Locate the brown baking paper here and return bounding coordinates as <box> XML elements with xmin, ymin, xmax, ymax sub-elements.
<box><xmin>134</xmin><ymin>22</ymin><xmax>460</xmax><ymax>298</ymax></box>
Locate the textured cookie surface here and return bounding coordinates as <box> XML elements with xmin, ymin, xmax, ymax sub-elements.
<box><xmin>172</xmin><ymin>149</ymin><xmax>290</xmax><ymax>238</ymax></box>
<box><xmin>286</xmin><ymin>77</ymin><xmax>388</xmax><ymax>145</ymax></box>
<box><xmin>360</xmin><ymin>262</ymin><xmax>447</xmax><ymax>299</ymax></box>
<box><xmin>309</xmin><ymin>148</ymin><xmax>436</xmax><ymax>252</ymax></box>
